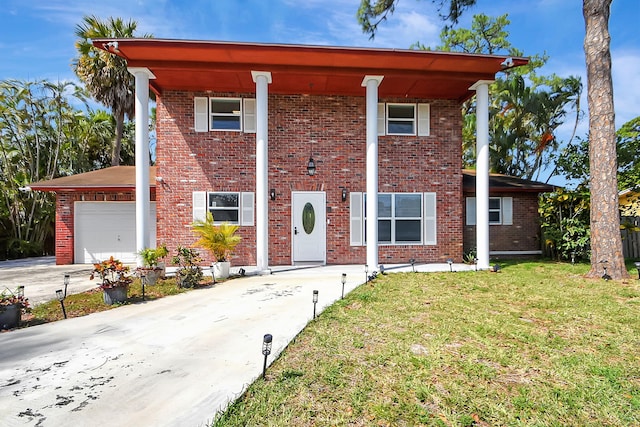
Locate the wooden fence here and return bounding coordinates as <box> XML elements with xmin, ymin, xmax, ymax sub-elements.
<box><xmin>621</xmin><ymin>216</ymin><xmax>640</xmax><ymax>259</ymax></box>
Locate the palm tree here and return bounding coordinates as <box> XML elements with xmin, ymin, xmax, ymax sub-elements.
<box><xmin>73</xmin><ymin>16</ymin><xmax>152</xmax><ymax>166</ymax></box>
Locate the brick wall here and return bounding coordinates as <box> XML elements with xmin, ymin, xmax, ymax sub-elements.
<box><xmin>462</xmin><ymin>192</ymin><xmax>543</xmax><ymax>255</ymax></box>
<box><xmin>54</xmin><ymin>190</ymin><xmax>156</xmax><ymax>265</ymax></box>
<box><xmin>156</xmin><ymin>91</ymin><xmax>463</xmax><ymax>266</ymax></box>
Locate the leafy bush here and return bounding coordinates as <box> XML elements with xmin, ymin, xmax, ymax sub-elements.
<box><xmin>539</xmin><ymin>188</ymin><xmax>591</xmax><ymax>261</ymax></box>
<box><xmin>172</xmin><ymin>246</ymin><xmax>203</xmax><ymax>288</ymax></box>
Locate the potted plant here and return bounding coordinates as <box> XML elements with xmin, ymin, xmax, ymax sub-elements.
<box><xmin>137</xmin><ymin>244</ymin><xmax>169</xmax><ymax>285</ymax></box>
<box><xmin>172</xmin><ymin>246</ymin><xmax>203</xmax><ymax>288</ymax></box>
<box><xmin>191</xmin><ymin>212</ymin><xmax>241</xmax><ymax>279</ymax></box>
<box><xmin>90</xmin><ymin>256</ymin><xmax>133</xmax><ymax>305</ymax></box>
<box><xmin>0</xmin><ymin>287</ymin><xmax>30</xmax><ymax>330</ymax></box>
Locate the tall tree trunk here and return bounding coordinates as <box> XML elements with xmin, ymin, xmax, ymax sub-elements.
<box><xmin>111</xmin><ymin>110</ymin><xmax>125</xmax><ymax>166</ymax></box>
<box><xmin>583</xmin><ymin>0</ymin><xmax>629</xmax><ymax>279</ymax></box>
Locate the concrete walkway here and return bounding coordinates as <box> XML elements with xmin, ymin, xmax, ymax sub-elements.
<box><xmin>0</xmin><ymin>261</ymin><xmax>472</xmax><ymax>427</ymax></box>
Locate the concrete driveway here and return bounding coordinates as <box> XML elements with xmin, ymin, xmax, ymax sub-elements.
<box><xmin>0</xmin><ymin>257</ymin><xmax>97</xmax><ymax>306</ymax></box>
<box><xmin>0</xmin><ymin>260</ymin><xmax>469</xmax><ymax>426</ymax></box>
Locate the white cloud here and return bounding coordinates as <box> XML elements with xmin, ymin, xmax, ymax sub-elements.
<box><xmin>611</xmin><ymin>48</ymin><xmax>640</xmax><ymax>126</ymax></box>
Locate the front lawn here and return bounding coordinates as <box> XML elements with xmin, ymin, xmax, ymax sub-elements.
<box><xmin>213</xmin><ymin>261</ymin><xmax>640</xmax><ymax>426</ymax></box>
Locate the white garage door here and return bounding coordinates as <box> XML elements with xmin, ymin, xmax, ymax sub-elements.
<box><xmin>74</xmin><ymin>202</ymin><xmax>157</xmax><ymax>264</ymax></box>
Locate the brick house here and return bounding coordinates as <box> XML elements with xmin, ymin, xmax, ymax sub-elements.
<box><xmin>33</xmin><ymin>40</ymin><xmax>532</xmax><ymax>269</ymax></box>
<box><xmin>462</xmin><ymin>170</ymin><xmax>554</xmax><ymax>257</ymax></box>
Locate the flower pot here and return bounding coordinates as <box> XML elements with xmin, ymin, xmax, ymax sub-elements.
<box><xmin>0</xmin><ymin>304</ymin><xmax>21</xmax><ymax>330</ymax></box>
<box><xmin>103</xmin><ymin>286</ymin><xmax>129</xmax><ymax>305</ymax></box>
<box><xmin>212</xmin><ymin>261</ymin><xmax>230</xmax><ymax>279</ymax></box>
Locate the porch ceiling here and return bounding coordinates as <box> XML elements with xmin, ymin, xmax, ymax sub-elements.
<box><xmin>93</xmin><ymin>39</ymin><xmax>528</xmax><ymax>101</ymax></box>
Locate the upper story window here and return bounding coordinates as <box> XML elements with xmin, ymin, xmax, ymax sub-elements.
<box><xmin>194</xmin><ymin>97</ymin><xmax>256</xmax><ymax>133</ymax></box>
<box><xmin>387</xmin><ymin>104</ymin><xmax>416</xmax><ymax>135</ymax></box>
<box><xmin>378</xmin><ymin>102</ymin><xmax>430</xmax><ymax>136</ymax></box>
<box><xmin>210</xmin><ymin>98</ymin><xmax>242</xmax><ymax>131</ymax></box>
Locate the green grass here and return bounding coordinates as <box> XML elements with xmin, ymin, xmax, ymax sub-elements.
<box><xmin>23</xmin><ymin>277</ymin><xmax>215</xmax><ymax>326</ymax></box>
<box><xmin>212</xmin><ymin>261</ymin><xmax>640</xmax><ymax>426</ymax></box>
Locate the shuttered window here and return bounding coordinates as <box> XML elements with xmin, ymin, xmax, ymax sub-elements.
<box><xmin>192</xmin><ymin>191</ymin><xmax>254</xmax><ymax>226</ymax></box>
<box><xmin>466</xmin><ymin>197</ymin><xmax>513</xmax><ymax>225</ymax></box>
<box><xmin>350</xmin><ymin>192</ymin><xmax>436</xmax><ymax>246</ymax></box>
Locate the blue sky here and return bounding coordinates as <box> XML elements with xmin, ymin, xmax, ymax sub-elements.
<box><xmin>1</xmin><ymin>0</ymin><xmax>638</xmax><ymax>182</ymax></box>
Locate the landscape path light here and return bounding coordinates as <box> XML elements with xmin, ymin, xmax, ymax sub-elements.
<box><xmin>63</xmin><ymin>274</ymin><xmax>70</xmax><ymax>298</ymax></box>
<box><xmin>56</xmin><ymin>289</ymin><xmax>67</xmax><ymax>319</ymax></box>
<box><xmin>635</xmin><ymin>261</ymin><xmax>640</xmax><ymax>280</ymax></box>
<box><xmin>312</xmin><ymin>290</ymin><xmax>319</xmax><ymax>319</ymax></box>
<box><xmin>409</xmin><ymin>258</ymin><xmax>415</xmax><ymax>273</ymax></box>
<box><xmin>209</xmin><ymin>264</ymin><xmax>217</xmax><ymax>285</ymax></box>
<box><xmin>600</xmin><ymin>260</ymin><xmax>611</xmax><ymax>281</ymax></box>
<box><xmin>364</xmin><ymin>264</ymin><xmax>369</xmax><ymax>283</ymax></box>
<box><xmin>140</xmin><ymin>272</ymin><xmax>147</xmax><ymax>301</ymax></box>
<box><xmin>447</xmin><ymin>258</ymin><xmax>454</xmax><ymax>272</ymax></box>
<box><xmin>17</xmin><ymin>285</ymin><xmax>24</xmax><ymax>299</ymax></box>
<box><xmin>262</xmin><ymin>333</ymin><xmax>272</xmax><ymax>379</ymax></box>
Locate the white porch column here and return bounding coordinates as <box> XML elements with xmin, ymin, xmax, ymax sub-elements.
<box><xmin>252</xmin><ymin>71</ymin><xmax>272</xmax><ymax>273</ymax></box>
<box><xmin>129</xmin><ymin>67</ymin><xmax>155</xmax><ymax>266</ymax></box>
<box><xmin>470</xmin><ymin>80</ymin><xmax>493</xmax><ymax>270</ymax></box>
<box><xmin>362</xmin><ymin>75</ymin><xmax>384</xmax><ymax>271</ymax></box>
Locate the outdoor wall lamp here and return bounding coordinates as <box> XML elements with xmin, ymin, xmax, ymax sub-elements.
<box><xmin>447</xmin><ymin>258</ymin><xmax>454</xmax><ymax>273</ymax></box>
<box><xmin>341</xmin><ymin>273</ymin><xmax>347</xmax><ymax>299</ymax></box>
<box><xmin>56</xmin><ymin>289</ymin><xmax>67</xmax><ymax>319</ymax></box>
<box><xmin>262</xmin><ymin>333</ymin><xmax>273</xmax><ymax>379</ymax></box>
<box><xmin>312</xmin><ymin>290</ymin><xmax>319</xmax><ymax>319</ymax></box>
<box><xmin>307</xmin><ymin>157</ymin><xmax>316</xmax><ymax>176</ymax></box>
<box><xmin>63</xmin><ymin>274</ymin><xmax>70</xmax><ymax>298</ymax></box>
<box><xmin>341</xmin><ymin>188</ymin><xmax>348</xmax><ymax>202</ymax></box>
<box><xmin>270</xmin><ymin>188</ymin><xmax>276</xmax><ymax>201</ymax></box>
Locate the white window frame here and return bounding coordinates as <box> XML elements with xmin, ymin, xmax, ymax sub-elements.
<box><xmin>466</xmin><ymin>196</ymin><xmax>513</xmax><ymax>226</ymax></box>
<box><xmin>210</xmin><ymin>97</ymin><xmax>242</xmax><ymax>131</ymax></box>
<box><xmin>386</xmin><ymin>103</ymin><xmax>416</xmax><ymax>136</ymax></box>
<box><xmin>378</xmin><ymin>102</ymin><xmax>430</xmax><ymax>136</ymax></box>
<box><xmin>351</xmin><ymin>192</ymin><xmax>436</xmax><ymax>246</ymax></box>
<box><xmin>195</xmin><ymin>97</ymin><xmax>256</xmax><ymax>133</ymax></box>
<box><xmin>192</xmin><ymin>191</ymin><xmax>254</xmax><ymax>226</ymax></box>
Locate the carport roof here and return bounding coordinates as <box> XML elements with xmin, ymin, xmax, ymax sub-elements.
<box><xmin>29</xmin><ymin>166</ymin><xmax>156</xmax><ymax>192</ymax></box>
<box><xmin>463</xmin><ymin>170</ymin><xmax>555</xmax><ymax>194</ymax></box>
<box><xmin>93</xmin><ymin>38</ymin><xmax>528</xmax><ymax>101</ymax></box>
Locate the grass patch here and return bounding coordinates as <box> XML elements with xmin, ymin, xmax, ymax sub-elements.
<box><xmin>21</xmin><ymin>277</ymin><xmax>217</xmax><ymax>326</ymax></box>
<box><xmin>212</xmin><ymin>261</ymin><xmax>640</xmax><ymax>426</ymax></box>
